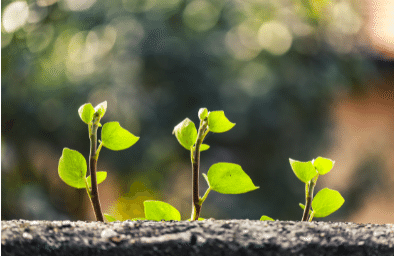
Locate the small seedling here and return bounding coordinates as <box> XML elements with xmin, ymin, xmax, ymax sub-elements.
<box><xmin>290</xmin><ymin>157</ymin><xmax>344</xmax><ymax>221</ymax></box>
<box><xmin>143</xmin><ymin>108</ymin><xmax>259</xmax><ymax>221</ymax></box>
<box><xmin>260</xmin><ymin>157</ymin><xmax>344</xmax><ymax>222</ymax></box>
<box><xmin>58</xmin><ymin>101</ymin><xmax>139</xmax><ymax>222</ymax></box>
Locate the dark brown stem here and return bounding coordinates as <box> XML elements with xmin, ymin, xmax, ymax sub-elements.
<box><xmin>88</xmin><ymin>115</ymin><xmax>104</xmax><ymax>222</ymax></box>
<box><xmin>191</xmin><ymin>149</ymin><xmax>201</xmax><ymax>220</ymax></box>
<box><xmin>301</xmin><ymin>176</ymin><xmax>317</xmax><ymax>221</ymax></box>
<box><xmin>302</xmin><ymin>190</ymin><xmax>312</xmax><ymax>221</ymax></box>
<box><xmin>190</xmin><ymin>120</ymin><xmax>208</xmax><ymax>221</ymax></box>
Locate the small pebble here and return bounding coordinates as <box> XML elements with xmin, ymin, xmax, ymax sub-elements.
<box><xmin>101</xmin><ymin>229</ymin><xmax>117</xmax><ymax>239</ymax></box>
<box><xmin>22</xmin><ymin>233</ymin><xmax>33</xmax><ymax>240</ymax></box>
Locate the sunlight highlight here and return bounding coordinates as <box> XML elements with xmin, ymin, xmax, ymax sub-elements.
<box><xmin>258</xmin><ymin>21</ymin><xmax>293</xmax><ymax>56</ymax></box>
<box><xmin>2</xmin><ymin>1</ymin><xmax>29</xmax><ymax>33</ymax></box>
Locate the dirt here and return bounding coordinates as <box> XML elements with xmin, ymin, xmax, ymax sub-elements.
<box><xmin>1</xmin><ymin>219</ymin><xmax>394</xmax><ymax>256</ymax></box>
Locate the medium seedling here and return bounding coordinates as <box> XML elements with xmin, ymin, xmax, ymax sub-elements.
<box><xmin>142</xmin><ymin>108</ymin><xmax>259</xmax><ymax>221</ymax></box>
<box><xmin>58</xmin><ymin>101</ymin><xmax>139</xmax><ymax>222</ymax></box>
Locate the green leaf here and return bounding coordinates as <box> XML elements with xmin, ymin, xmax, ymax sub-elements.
<box><xmin>58</xmin><ymin>148</ymin><xmax>87</xmax><ymax>189</ymax></box>
<box><xmin>289</xmin><ymin>159</ymin><xmax>317</xmax><ymax>183</ymax></box>
<box><xmin>260</xmin><ymin>215</ymin><xmax>274</xmax><ymax>221</ymax></box>
<box><xmin>299</xmin><ymin>203</ymin><xmax>313</xmax><ymax>215</ymax></box>
<box><xmin>200</xmin><ymin>144</ymin><xmax>210</xmax><ymax>151</ymax></box>
<box><xmin>86</xmin><ymin>171</ymin><xmax>107</xmax><ymax>188</ymax></box>
<box><xmin>144</xmin><ymin>200</ymin><xmax>181</xmax><ymax>221</ymax></box>
<box><xmin>104</xmin><ymin>214</ymin><xmax>117</xmax><ymax>222</ymax></box>
<box><xmin>173</xmin><ymin>118</ymin><xmax>197</xmax><ymax>150</ymax></box>
<box><xmin>78</xmin><ymin>103</ymin><xmax>95</xmax><ymax>124</ymax></box>
<box><xmin>207</xmin><ymin>111</ymin><xmax>235</xmax><ymax>133</ymax></box>
<box><xmin>202</xmin><ymin>173</ymin><xmax>210</xmax><ymax>186</ymax></box>
<box><xmin>312</xmin><ymin>188</ymin><xmax>345</xmax><ymax>218</ymax></box>
<box><xmin>313</xmin><ymin>157</ymin><xmax>335</xmax><ymax>175</ymax></box>
<box><xmin>130</xmin><ymin>217</ymin><xmax>147</xmax><ymax>221</ymax></box>
<box><xmin>207</xmin><ymin>163</ymin><xmax>259</xmax><ymax>194</ymax></box>
<box><xmin>101</xmin><ymin>122</ymin><xmax>139</xmax><ymax>151</ymax></box>
<box><xmin>198</xmin><ymin>108</ymin><xmax>208</xmax><ymax>120</ymax></box>
<box><xmin>192</xmin><ymin>144</ymin><xmax>210</xmax><ymax>152</ymax></box>
<box><xmin>94</xmin><ymin>101</ymin><xmax>107</xmax><ymax>118</ymax></box>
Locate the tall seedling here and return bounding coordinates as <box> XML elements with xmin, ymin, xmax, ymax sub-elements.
<box><xmin>58</xmin><ymin>101</ymin><xmax>139</xmax><ymax>221</ymax></box>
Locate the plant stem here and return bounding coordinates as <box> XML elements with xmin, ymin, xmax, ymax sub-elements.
<box><xmin>301</xmin><ymin>175</ymin><xmax>318</xmax><ymax>221</ymax></box>
<box><xmin>88</xmin><ymin>114</ymin><xmax>104</xmax><ymax>222</ymax></box>
<box><xmin>190</xmin><ymin>119</ymin><xmax>208</xmax><ymax>221</ymax></box>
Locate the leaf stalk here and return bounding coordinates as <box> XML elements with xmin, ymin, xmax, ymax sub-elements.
<box><xmin>199</xmin><ymin>187</ymin><xmax>212</xmax><ymax>205</ymax></box>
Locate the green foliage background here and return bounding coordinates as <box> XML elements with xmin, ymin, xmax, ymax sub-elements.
<box><xmin>1</xmin><ymin>0</ymin><xmax>380</xmax><ymax>221</ymax></box>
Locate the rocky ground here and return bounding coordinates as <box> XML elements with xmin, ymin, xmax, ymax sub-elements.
<box><xmin>1</xmin><ymin>219</ymin><xmax>394</xmax><ymax>256</ymax></box>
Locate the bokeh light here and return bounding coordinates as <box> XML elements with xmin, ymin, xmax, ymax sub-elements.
<box><xmin>258</xmin><ymin>21</ymin><xmax>293</xmax><ymax>55</ymax></box>
<box><xmin>2</xmin><ymin>1</ymin><xmax>29</xmax><ymax>33</ymax></box>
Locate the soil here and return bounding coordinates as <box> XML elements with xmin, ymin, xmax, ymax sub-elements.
<box><xmin>1</xmin><ymin>219</ymin><xmax>394</xmax><ymax>256</ymax></box>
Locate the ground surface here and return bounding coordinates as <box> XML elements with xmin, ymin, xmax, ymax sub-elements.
<box><xmin>1</xmin><ymin>219</ymin><xmax>394</xmax><ymax>256</ymax></box>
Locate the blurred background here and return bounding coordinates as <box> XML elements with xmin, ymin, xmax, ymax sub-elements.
<box><xmin>2</xmin><ymin>0</ymin><xmax>394</xmax><ymax>224</ymax></box>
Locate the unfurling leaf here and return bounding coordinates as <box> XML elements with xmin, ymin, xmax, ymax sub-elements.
<box><xmin>173</xmin><ymin>118</ymin><xmax>197</xmax><ymax>150</ymax></box>
<box><xmin>198</xmin><ymin>108</ymin><xmax>208</xmax><ymax>120</ymax></box>
<box><xmin>78</xmin><ymin>103</ymin><xmax>95</xmax><ymax>124</ymax></box>
<box><xmin>94</xmin><ymin>101</ymin><xmax>107</xmax><ymax>118</ymax></box>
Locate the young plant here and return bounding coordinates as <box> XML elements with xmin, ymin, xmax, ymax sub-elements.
<box><xmin>290</xmin><ymin>157</ymin><xmax>344</xmax><ymax>221</ymax></box>
<box><xmin>58</xmin><ymin>101</ymin><xmax>139</xmax><ymax>222</ymax></box>
<box><xmin>143</xmin><ymin>108</ymin><xmax>259</xmax><ymax>221</ymax></box>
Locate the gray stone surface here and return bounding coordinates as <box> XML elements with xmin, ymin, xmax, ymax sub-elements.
<box><xmin>2</xmin><ymin>219</ymin><xmax>394</xmax><ymax>255</ymax></box>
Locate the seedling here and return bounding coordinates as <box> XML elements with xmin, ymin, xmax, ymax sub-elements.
<box><xmin>58</xmin><ymin>101</ymin><xmax>139</xmax><ymax>222</ymax></box>
<box><xmin>259</xmin><ymin>157</ymin><xmax>344</xmax><ymax>222</ymax></box>
<box><xmin>290</xmin><ymin>157</ymin><xmax>344</xmax><ymax>221</ymax></box>
<box><xmin>143</xmin><ymin>108</ymin><xmax>259</xmax><ymax>221</ymax></box>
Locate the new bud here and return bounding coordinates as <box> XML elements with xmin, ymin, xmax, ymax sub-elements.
<box><xmin>198</xmin><ymin>108</ymin><xmax>208</xmax><ymax>120</ymax></box>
